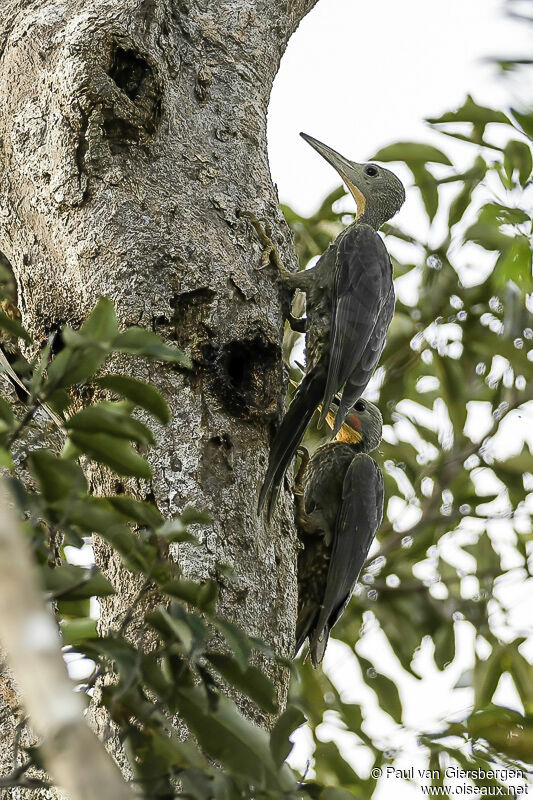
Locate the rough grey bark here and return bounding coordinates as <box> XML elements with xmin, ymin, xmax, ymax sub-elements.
<box><xmin>0</xmin><ymin>0</ymin><xmax>318</xmax><ymax>790</ymax></box>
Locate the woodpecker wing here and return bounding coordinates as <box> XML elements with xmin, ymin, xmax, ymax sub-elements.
<box><xmin>318</xmin><ymin>225</ymin><xmax>393</xmax><ymax>428</ymax></box>
<box><xmin>309</xmin><ymin>453</ymin><xmax>384</xmax><ymax>663</ymax></box>
<box><xmin>331</xmin><ymin>285</ymin><xmax>395</xmax><ymax>436</ymax></box>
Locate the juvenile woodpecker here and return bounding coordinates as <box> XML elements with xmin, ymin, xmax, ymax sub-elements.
<box><xmin>257</xmin><ymin>133</ymin><xmax>404</xmax><ymax>518</ymax></box>
<box><xmin>295</xmin><ymin>397</ymin><xmax>383</xmax><ymax>666</ymax></box>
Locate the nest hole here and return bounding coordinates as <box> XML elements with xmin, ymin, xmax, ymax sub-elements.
<box><xmin>105</xmin><ymin>45</ymin><xmax>162</xmax><ymax>142</ymax></box>
<box><xmin>109</xmin><ymin>47</ymin><xmax>151</xmax><ymax>100</ymax></box>
<box><xmin>217</xmin><ymin>335</ymin><xmax>279</xmax><ymax>418</ymax></box>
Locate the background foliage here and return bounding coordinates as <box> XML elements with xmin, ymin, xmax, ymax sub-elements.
<box><xmin>281</xmin><ymin>79</ymin><xmax>533</xmax><ymax>794</ymax></box>
<box><xmin>1</xmin><ymin>14</ymin><xmax>533</xmax><ymax>800</ymax></box>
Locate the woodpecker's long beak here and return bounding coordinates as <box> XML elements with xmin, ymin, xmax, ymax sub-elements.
<box><xmin>300</xmin><ymin>132</ymin><xmax>367</xmax><ymax>219</ymax></box>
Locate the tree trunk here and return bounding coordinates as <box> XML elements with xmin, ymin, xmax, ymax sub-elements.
<box><xmin>0</xmin><ymin>0</ymin><xmax>317</xmax><ymax>790</ymax></box>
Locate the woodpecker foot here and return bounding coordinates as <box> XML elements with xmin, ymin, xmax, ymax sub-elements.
<box><xmin>239</xmin><ymin>210</ymin><xmax>286</xmax><ymax>275</ymax></box>
<box><xmin>294</xmin><ymin>446</ymin><xmax>312</xmax><ymax>532</ymax></box>
<box><xmin>294</xmin><ymin>445</ymin><xmax>310</xmax><ymax>495</ymax></box>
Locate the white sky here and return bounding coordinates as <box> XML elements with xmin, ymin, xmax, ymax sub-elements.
<box><xmin>268</xmin><ymin>0</ymin><xmax>532</xmax><ymax>216</ymax></box>
<box><xmin>267</xmin><ymin>0</ymin><xmax>533</xmax><ymax>795</ymax></box>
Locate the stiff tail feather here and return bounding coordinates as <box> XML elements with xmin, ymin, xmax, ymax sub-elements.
<box><xmin>309</xmin><ymin>624</ymin><xmax>329</xmax><ymax>667</ymax></box>
<box><xmin>330</xmin><ymin>383</ymin><xmax>365</xmax><ymax>437</ymax></box>
<box><xmin>295</xmin><ymin>604</ymin><xmax>317</xmax><ymax>657</ymax></box>
<box><xmin>257</xmin><ymin>367</ymin><xmax>326</xmax><ymax>520</ymax></box>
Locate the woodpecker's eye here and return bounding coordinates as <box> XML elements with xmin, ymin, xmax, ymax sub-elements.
<box><xmin>354</xmin><ymin>400</ymin><xmax>366</xmax><ymax>411</ymax></box>
<box><xmin>364</xmin><ymin>165</ymin><xmax>378</xmax><ymax>177</ymax></box>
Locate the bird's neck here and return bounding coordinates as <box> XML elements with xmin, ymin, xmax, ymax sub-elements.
<box><xmin>356</xmin><ymin>201</ymin><xmax>387</xmax><ymax>231</ymax></box>
<box><xmin>335</xmin><ymin>428</ymin><xmax>366</xmax><ymax>452</ymax></box>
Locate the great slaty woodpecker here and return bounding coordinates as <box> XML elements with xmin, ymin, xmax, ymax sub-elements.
<box><xmin>256</xmin><ymin>133</ymin><xmax>404</xmax><ymax>519</ymax></box>
<box><xmin>294</xmin><ymin>397</ymin><xmax>383</xmax><ymax>666</ymax></box>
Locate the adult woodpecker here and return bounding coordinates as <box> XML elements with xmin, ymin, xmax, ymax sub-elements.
<box><xmin>295</xmin><ymin>397</ymin><xmax>383</xmax><ymax>666</ymax></box>
<box><xmin>256</xmin><ymin>133</ymin><xmax>404</xmax><ymax>519</ymax></box>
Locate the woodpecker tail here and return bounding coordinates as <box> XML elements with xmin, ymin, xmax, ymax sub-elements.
<box><xmin>330</xmin><ymin>382</ymin><xmax>365</xmax><ymax>437</ymax></box>
<box><xmin>309</xmin><ymin>625</ymin><xmax>329</xmax><ymax>667</ymax></box>
<box><xmin>295</xmin><ymin>604</ymin><xmax>317</xmax><ymax>658</ymax></box>
<box><xmin>257</xmin><ymin>366</ymin><xmax>326</xmax><ymax>521</ymax></box>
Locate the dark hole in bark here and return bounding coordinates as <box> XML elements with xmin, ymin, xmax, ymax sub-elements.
<box><xmin>48</xmin><ymin>323</ymin><xmax>65</xmax><ymax>357</ymax></box>
<box><xmin>200</xmin><ymin>343</ymin><xmax>217</xmax><ymax>365</ymax></box>
<box><xmin>103</xmin><ymin>118</ymin><xmax>143</xmax><ymax>144</ymax></box>
<box><xmin>226</xmin><ymin>347</ymin><xmax>245</xmax><ymax>387</ymax></box>
<box><xmin>104</xmin><ymin>46</ymin><xmax>161</xmax><ymax>143</ymax></box>
<box><xmin>109</xmin><ymin>47</ymin><xmax>149</xmax><ymax>100</ymax></box>
<box><xmin>217</xmin><ymin>335</ymin><xmax>279</xmax><ymax>418</ymax></box>
<box><xmin>209</xmin><ymin>434</ymin><xmax>232</xmax><ymax>450</ymax></box>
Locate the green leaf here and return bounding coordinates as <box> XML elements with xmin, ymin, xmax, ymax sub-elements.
<box><xmin>372</xmin><ymin>142</ymin><xmax>452</xmax><ymax>166</ymax></box>
<box><xmin>213</xmin><ymin>617</ymin><xmax>254</xmax><ymax>670</ymax></box>
<box><xmin>47</xmin><ymin>388</ymin><xmax>71</xmax><ymax>416</ymax></box>
<box><xmin>511</xmin><ymin>108</ymin><xmax>533</xmax><ymax>140</ymax></box>
<box><xmin>149</xmin><ymin>606</ymin><xmax>207</xmax><ymax>653</ymax></box>
<box><xmin>82</xmin><ymin>635</ymin><xmax>139</xmax><ymax>679</ymax></box>
<box><xmin>60</xmin><ymin>618</ymin><xmax>98</xmax><ymax>644</ymax></box>
<box><xmin>410</xmin><ymin>163</ymin><xmax>439</xmax><ymax>221</ymax></box>
<box><xmin>433</xmin><ymin>353</ymin><xmax>467</xmax><ymax>435</ymax></box>
<box><xmin>96</xmin><ymin>523</ymin><xmax>156</xmax><ymax>573</ymax></box>
<box><xmin>0</xmin><ymin>311</ymin><xmax>31</xmax><ymax>342</ymax></box>
<box><xmin>180</xmin><ymin>506</ymin><xmax>211</xmax><ymax>525</ymax></box>
<box><xmin>174</xmin><ymin>689</ymin><xmax>294</xmax><ymax>791</ymax></box>
<box><xmin>96</xmin><ymin>375</ymin><xmax>170</xmax><ymax>424</ymax></box>
<box><xmin>480</xmin><ymin>202</ymin><xmax>530</xmax><ymax>226</ymax></box>
<box><xmin>0</xmin><ymin>447</ymin><xmax>14</xmax><ymax>470</ymax></box>
<box><xmin>206</xmin><ymin>652</ymin><xmax>277</xmax><ymax>714</ymax></box>
<box><xmin>270</xmin><ymin>705</ymin><xmax>306</xmax><ymax>767</ymax></box>
<box><xmin>289</xmin><ymin>659</ymin><xmax>328</xmax><ymax>724</ymax></box>
<box><xmin>45</xmin><ymin>345</ymin><xmax>108</xmax><ymax>390</ymax></box>
<box><xmin>427</xmin><ymin>95</ymin><xmax>510</xmax><ymax>135</ymax></box>
<box><xmin>474</xmin><ymin>646</ymin><xmax>506</xmax><ymax>709</ymax></box>
<box><xmin>510</xmin><ymin>646</ymin><xmax>533</xmax><ymax>714</ymax></box>
<box><xmin>493</xmin><ymin>236</ymin><xmax>532</xmax><ymax>292</ymax></box>
<box><xmin>447</xmin><ymin>159</ymin><xmax>487</xmax><ymax>228</ymax></box>
<box><xmin>42</xmin><ymin>564</ymin><xmax>115</xmax><ymax>599</ymax></box>
<box><xmin>462</xmin><ymin>532</ymin><xmax>501</xmax><ymax>574</ymax></box>
<box><xmin>66</xmin><ymin>404</ymin><xmax>155</xmax><ymax>445</ymax></box>
<box><xmin>67</xmin><ymin>431</ymin><xmax>152</xmax><ymax>479</ymax></box>
<box><xmin>80</xmin><ymin>297</ymin><xmax>119</xmax><ymax>342</ymax></box>
<box><xmin>155</xmin><ymin>518</ymin><xmax>199</xmax><ymax>544</ymax></box>
<box><xmin>433</xmin><ymin>624</ymin><xmax>456</xmax><ymax>671</ymax></box>
<box><xmin>357</xmin><ymin>654</ymin><xmax>403</xmax><ymax>724</ymax></box>
<box><xmin>159</xmin><ymin>578</ymin><xmax>219</xmax><ymax>615</ymax></box>
<box><xmin>30</xmin><ymin>450</ymin><xmax>88</xmax><ymax>502</ymax></box>
<box><xmin>314</xmin><ymin>740</ymin><xmax>361</xmax><ymax>788</ymax></box>
<box><xmin>107</xmin><ymin>495</ymin><xmax>163</xmax><ymax>528</ymax></box>
<box><xmin>0</xmin><ymin>395</ymin><xmax>15</xmax><ymax>425</ymax></box>
<box><xmin>113</xmin><ymin>328</ymin><xmax>193</xmax><ymax>368</ymax></box>
<box><xmin>62</xmin><ymin>497</ymin><xmax>125</xmax><ymax>533</ymax></box>
<box><xmin>467</xmin><ymin>706</ymin><xmax>533</xmax><ymax>762</ymax></box>
<box><xmin>504</xmin><ymin>140</ymin><xmax>532</xmax><ymax>186</ymax></box>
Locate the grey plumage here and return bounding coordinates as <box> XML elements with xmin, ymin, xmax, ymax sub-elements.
<box><xmin>258</xmin><ymin>133</ymin><xmax>404</xmax><ymax>517</ymax></box>
<box><xmin>295</xmin><ymin>399</ymin><xmax>384</xmax><ymax>666</ymax></box>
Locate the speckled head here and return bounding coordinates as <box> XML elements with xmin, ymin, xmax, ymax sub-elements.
<box><xmin>326</xmin><ymin>397</ymin><xmax>382</xmax><ymax>453</ymax></box>
<box><xmin>300</xmin><ymin>132</ymin><xmax>405</xmax><ymax>230</ymax></box>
